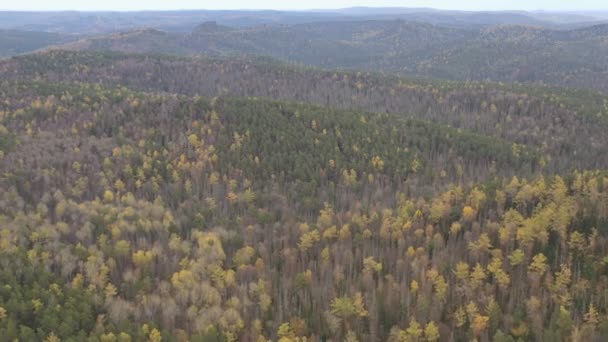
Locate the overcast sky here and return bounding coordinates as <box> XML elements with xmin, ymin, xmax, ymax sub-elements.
<box><xmin>1</xmin><ymin>0</ymin><xmax>607</xmax><ymax>12</ymax></box>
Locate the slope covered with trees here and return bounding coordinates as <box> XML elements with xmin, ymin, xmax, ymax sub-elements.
<box><xmin>3</xmin><ymin>50</ymin><xmax>607</xmax><ymax>174</ymax></box>
<box><xmin>1</xmin><ymin>48</ymin><xmax>608</xmax><ymax>341</ymax></box>
<box><xmin>0</xmin><ymin>30</ymin><xmax>77</xmax><ymax>57</ymax></box>
<box><xmin>2</xmin><ymin>4</ymin><xmax>608</xmax><ymax>339</ymax></box>
<box><xmin>53</xmin><ymin>20</ymin><xmax>608</xmax><ymax>93</ymax></box>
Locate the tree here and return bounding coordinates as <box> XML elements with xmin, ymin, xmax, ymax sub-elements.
<box><xmin>528</xmin><ymin>253</ymin><xmax>548</xmax><ymax>275</ymax></box>
<box><xmin>424</xmin><ymin>321</ymin><xmax>440</xmax><ymax>341</ymax></box>
<box><xmin>462</xmin><ymin>206</ymin><xmax>476</xmax><ymax>222</ymax></box>
<box><xmin>330</xmin><ymin>293</ymin><xmax>368</xmax><ymax>320</ymax></box>
<box><xmin>405</xmin><ymin>319</ymin><xmax>423</xmax><ymax>341</ymax></box>
<box><xmin>149</xmin><ymin>328</ymin><xmax>162</xmax><ymax>342</ymax></box>
<box><xmin>103</xmin><ymin>190</ymin><xmax>115</xmax><ymax>203</ymax></box>
<box><xmin>472</xmin><ymin>314</ymin><xmax>489</xmax><ymax>337</ymax></box>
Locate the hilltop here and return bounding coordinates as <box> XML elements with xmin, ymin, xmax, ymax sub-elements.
<box><xmin>51</xmin><ymin>20</ymin><xmax>608</xmax><ymax>93</ymax></box>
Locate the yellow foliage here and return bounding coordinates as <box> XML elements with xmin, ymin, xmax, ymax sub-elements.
<box><xmin>119</xmin><ymin>332</ymin><xmax>134</xmax><ymax>342</ymax></box>
<box><xmin>171</xmin><ymin>269</ymin><xmax>194</xmax><ymax>289</ymax></box>
<box><xmin>115</xmin><ymin>179</ymin><xmax>126</xmax><ymax>192</ymax></box>
<box><xmin>105</xmin><ymin>283</ymin><xmax>118</xmax><ymax>297</ymax></box>
<box><xmin>32</xmin><ymin>298</ymin><xmax>43</xmax><ymax>313</ymax></box>
<box><xmin>100</xmin><ymin>333</ymin><xmax>116</xmax><ymax>342</ymax></box>
<box><xmin>338</xmin><ymin>225</ymin><xmax>351</xmax><ymax>240</ymax></box>
<box><xmin>298</xmin><ymin>230</ymin><xmax>320</xmax><ymax>251</ymax></box>
<box><xmin>454</xmin><ymin>307</ymin><xmax>467</xmax><ymax>328</ymax></box>
<box><xmin>471</xmin><ymin>314</ymin><xmax>489</xmax><ymax>336</ymax></box>
<box><xmin>585</xmin><ymin>303</ymin><xmax>599</xmax><ymax>325</ymax></box>
<box><xmin>371</xmin><ymin>155</ymin><xmax>384</xmax><ymax>171</ymax></box>
<box><xmin>410</xmin><ymin>280</ymin><xmax>419</xmax><ymax>293</ymax></box>
<box><xmin>321</xmin><ymin>247</ymin><xmax>330</xmax><ymax>261</ymax></box>
<box><xmin>188</xmin><ymin>133</ymin><xmax>199</xmax><ymax>146</ymax></box>
<box><xmin>132</xmin><ymin>250</ymin><xmax>154</xmax><ymax>268</ymax></box>
<box><xmin>323</xmin><ymin>225</ymin><xmax>338</xmax><ymax>240</ymax></box>
<box><xmin>469</xmin><ymin>233</ymin><xmax>492</xmax><ymax>253</ymax></box>
<box><xmin>363</xmin><ymin>257</ymin><xmax>382</xmax><ymax>273</ymax></box>
<box><xmin>470</xmin><ymin>263</ymin><xmax>486</xmax><ymax>289</ymax></box>
<box><xmin>487</xmin><ymin>257</ymin><xmax>503</xmax><ymax>274</ymax></box>
<box><xmin>45</xmin><ymin>332</ymin><xmax>61</xmax><ymax>342</ymax></box>
<box><xmin>103</xmin><ymin>190</ymin><xmax>115</xmax><ymax>203</ymax></box>
<box><xmin>462</xmin><ymin>206</ymin><xmax>476</xmax><ymax>222</ymax></box>
<box><xmin>71</xmin><ymin>273</ymin><xmax>84</xmax><ymax>289</ymax></box>
<box><xmin>226</xmin><ymin>191</ymin><xmax>239</xmax><ymax>203</ymax></box>
<box><xmin>510</xmin><ymin>322</ymin><xmax>529</xmax><ymax>337</ymax></box>
<box><xmin>405</xmin><ymin>318</ymin><xmax>422</xmax><ymax>339</ymax></box>
<box><xmin>225</xmin><ymin>269</ymin><xmax>236</xmax><ymax>287</ymax></box>
<box><xmin>407</xmin><ymin>246</ymin><xmax>416</xmax><ymax>258</ymax></box>
<box><xmin>529</xmin><ymin>253</ymin><xmax>548</xmax><ymax>275</ymax></box>
<box><xmin>278</xmin><ymin>323</ymin><xmax>295</xmax><ymax>339</ymax></box>
<box><xmin>233</xmin><ymin>246</ymin><xmax>256</xmax><ymax>266</ymax></box>
<box><xmin>454</xmin><ymin>262</ymin><xmax>470</xmax><ymax>281</ymax></box>
<box><xmin>434</xmin><ymin>276</ymin><xmax>448</xmax><ymax>301</ymax></box>
<box><xmin>242</xmin><ymin>188</ymin><xmax>255</xmax><ymax>203</ymax></box>
<box><xmin>450</xmin><ymin>222</ymin><xmax>462</xmax><ymax>235</ymax></box>
<box><xmin>424</xmin><ymin>321</ymin><xmax>440</xmax><ymax>341</ymax></box>
<box><xmin>149</xmin><ymin>328</ymin><xmax>162</xmax><ymax>342</ymax></box>
<box><xmin>426</xmin><ymin>268</ymin><xmax>439</xmax><ymax>282</ymax></box>
<box><xmin>317</xmin><ymin>204</ymin><xmax>334</xmax><ymax>228</ymax></box>
<box><xmin>508</xmin><ymin>249</ymin><xmax>525</xmax><ymax>266</ymax></box>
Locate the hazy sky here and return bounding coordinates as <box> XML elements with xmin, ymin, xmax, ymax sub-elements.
<box><xmin>1</xmin><ymin>0</ymin><xmax>607</xmax><ymax>12</ymax></box>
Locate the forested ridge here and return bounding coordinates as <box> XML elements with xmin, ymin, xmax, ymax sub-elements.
<box><xmin>0</xmin><ymin>30</ymin><xmax>77</xmax><ymax>58</ymax></box>
<box><xmin>50</xmin><ymin>20</ymin><xmax>608</xmax><ymax>93</ymax></box>
<box><xmin>0</xmin><ymin>50</ymin><xmax>608</xmax><ymax>342</ymax></box>
<box><xmin>3</xmin><ymin>51</ymin><xmax>608</xmax><ymax>174</ymax></box>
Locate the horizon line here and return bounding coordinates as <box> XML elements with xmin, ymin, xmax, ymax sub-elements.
<box><xmin>1</xmin><ymin>7</ymin><xmax>608</xmax><ymax>13</ymax></box>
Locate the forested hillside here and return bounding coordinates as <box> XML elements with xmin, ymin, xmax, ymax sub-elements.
<box><xmin>2</xmin><ymin>5</ymin><xmax>608</xmax><ymax>342</ymax></box>
<box><xmin>0</xmin><ymin>48</ymin><xmax>608</xmax><ymax>341</ymax></box>
<box><xmin>0</xmin><ymin>30</ymin><xmax>77</xmax><ymax>57</ymax></box>
<box><xmin>4</xmin><ymin>11</ymin><xmax>608</xmax><ymax>95</ymax></box>
<box><xmin>54</xmin><ymin>21</ymin><xmax>608</xmax><ymax>93</ymax></box>
<box><xmin>3</xmin><ymin>51</ymin><xmax>607</xmax><ymax>173</ymax></box>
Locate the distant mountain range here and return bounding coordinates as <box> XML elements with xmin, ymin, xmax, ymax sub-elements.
<box><xmin>0</xmin><ymin>29</ymin><xmax>78</xmax><ymax>57</ymax></box>
<box><xmin>0</xmin><ymin>8</ymin><xmax>606</xmax><ymax>34</ymax></box>
<box><xmin>47</xmin><ymin>19</ymin><xmax>608</xmax><ymax>93</ymax></box>
<box><xmin>3</xmin><ymin>9</ymin><xmax>608</xmax><ymax>93</ymax></box>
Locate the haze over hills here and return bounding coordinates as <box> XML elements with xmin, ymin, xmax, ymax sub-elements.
<box><xmin>0</xmin><ymin>7</ymin><xmax>606</xmax><ymax>34</ymax></box>
<box><xmin>0</xmin><ymin>29</ymin><xmax>79</xmax><ymax>57</ymax></box>
<box><xmin>4</xmin><ymin>7</ymin><xmax>608</xmax><ymax>96</ymax></box>
<box><xmin>50</xmin><ymin>19</ymin><xmax>608</xmax><ymax>93</ymax></box>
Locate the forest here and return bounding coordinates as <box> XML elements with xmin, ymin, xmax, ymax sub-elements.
<box><xmin>1</xmin><ymin>6</ymin><xmax>608</xmax><ymax>342</ymax></box>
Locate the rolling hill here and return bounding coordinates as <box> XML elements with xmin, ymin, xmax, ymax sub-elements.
<box><xmin>53</xmin><ymin>20</ymin><xmax>608</xmax><ymax>93</ymax></box>
<box><xmin>3</xmin><ymin>50</ymin><xmax>606</xmax><ymax>174</ymax></box>
<box><xmin>1</xmin><ymin>48</ymin><xmax>608</xmax><ymax>341</ymax></box>
<box><xmin>0</xmin><ymin>29</ymin><xmax>78</xmax><ymax>57</ymax></box>
<box><xmin>2</xmin><ymin>8</ymin><xmax>608</xmax><ymax>342</ymax></box>
<box><xmin>0</xmin><ymin>8</ymin><xmax>603</xmax><ymax>34</ymax></box>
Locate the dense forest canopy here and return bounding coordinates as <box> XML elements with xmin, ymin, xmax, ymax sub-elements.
<box><xmin>2</xmin><ymin>51</ymin><xmax>607</xmax><ymax>173</ymax></box>
<box><xmin>47</xmin><ymin>21</ymin><xmax>608</xmax><ymax>94</ymax></box>
<box><xmin>1</xmin><ymin>6</ymin><xmax>608</xmax><ymax>342</ymax></box>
